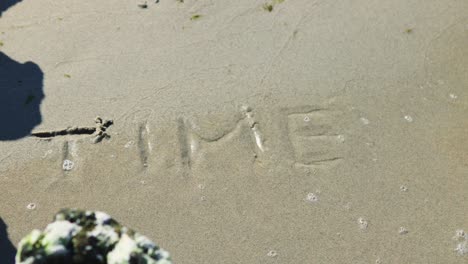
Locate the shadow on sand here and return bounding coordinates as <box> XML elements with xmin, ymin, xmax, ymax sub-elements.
<box><xmin>0</xmin><ymin>218</ymin><xmax>16</xmax><ymax>264</ymax></box>
<box><xmin>0</xmin><ymin>51</ymin><xmax>44</xmax><ymax>140</ymax></box>
<box><xmin>0</xmin><ymin>0</ymin><xmax>23</xmax><ymax>17</ymax></box>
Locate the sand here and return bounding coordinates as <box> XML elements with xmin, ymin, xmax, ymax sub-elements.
<box><xmin>0</xmin><ymin>0</ymin><xmax>467</xmax><ymax>263</ymax></box>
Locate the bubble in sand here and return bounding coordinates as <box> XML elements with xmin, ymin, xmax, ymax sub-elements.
<box><xmin>62</xmin><ymin>160</ymin><xmax>74</xmax><ymax>171</ymax></box>
<box><xmin>454</xmin><ymin>229</ymin><xmax>466</xmax><ymax>240</ymax></box>
<box><xmin>337</xmin><ymin>134</ymin><xmax>345</xmax><ymax>142</ymax></box>
<box><xmin>305</xmin><ymin>193</ymin><xmax>319</xmax><ymax>203</ymax></box>
<box><xmin>360</xmin><ymin>117</ymin><xmax>370</xmax><ymax>125</ymax></box>
<box><xmin>404</xmin><ymin>115</ymin><xmax>413</xmax><ymax>122</ymax></box>
<box><xmin>400</xmin><ymin>185</ymin><xmax>408</xmax><ymax>192</ymax></box>
<box><xmin>399</xmin><ymin>227</ymin><xmax>409</xmax><ymax>235</ymax></box>
<box><xmin>27</xmin><ymin>203</ymin><xmax>36</xmax><ymax>210</ymax></box>
<box><xmin>267</xmin><ymin>250</ymin><xmax>278</xmax><ymax>257</ymax></box>
<box><xmin>358</xmin><ymin>217</ymin><xmax>368</xmax><ymax>230</ymax></box>
<box><xmin>455</xmin><ymin>240</ymin><xmax>468</xmax><ymax>256</ymax></box>
<box><xmin>124</xmin><ymin>141</ymin><xmax>134</xmax><ymax>148</ymax></box>
<box><xmin>453</xmin><ymin>229</ymin><xmax>468</xmax><ymax>256</ymax></box>
<box><xmin>304</xmin><ymin>116</ymin><xmax>310</xmax><ymax>122</ymax></box>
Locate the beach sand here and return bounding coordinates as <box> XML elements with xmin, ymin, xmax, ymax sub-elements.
<box><xmin>0</xmin><ymin>0</ymin><xmax>467</xmax><ymax>263</ymax></box>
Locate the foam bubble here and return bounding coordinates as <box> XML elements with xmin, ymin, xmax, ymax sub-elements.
<box><xmin>360</xmin><ymin>117</ymin><xmax>370</xmax><ymax>125</ymax></box>
<box><xmin>62</xmin><ymin>160</ymin><xmax>74</xmax><ymax>171</ymax></box>
<box><xmin>455</xmin><ymin>240</ymin><xmax>468</xmax><ymax>256</ymax></box>
<box><xmin>454</xmin><ymin>229</ymin><xmax>466</xmax><ymax>240</ymax></box>
<box><xmin>337</xmin><ymin>135</ymin><xmax>345</xmax><ymax>142</ymax></box>
<box><xmin>358</xmin><ymin>217</ymin><xmax>368</xmax><ymax>230</ymax></box>
<box><xmin>124</xmin><ymin>141</ymin><xmax>134</xmax><ymax>148</ymax></box>
<box><xmin>305</xmin><ymin>193</ymin><xmax>319</xmax><ymax>203</ymax></box>
<box><xmin>267</xmin><ymin>250</ymin><xmax>278</xmax><ymax>257</ymax></box>
<box><xmin>399</xmin><ymin>227</ymin><xmax>409</xmax><ymax>235</ymax></box>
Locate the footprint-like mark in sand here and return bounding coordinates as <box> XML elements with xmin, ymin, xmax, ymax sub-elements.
<box><xmin>285</xmin><ymin>106</ymin><xmax>345</xmax><ymax>167</ymax></box>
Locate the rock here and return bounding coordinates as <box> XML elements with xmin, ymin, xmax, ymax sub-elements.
<box><xmin>16</xmin><ymin>208</ymin><xmax>172</xmax><ymax>264</ymax></box>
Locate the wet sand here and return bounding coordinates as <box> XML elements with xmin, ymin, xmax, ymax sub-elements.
<box><xmin>0</xmin><ymin>0</ymin><xmax>467</xmax><ymax>263</ymax></box>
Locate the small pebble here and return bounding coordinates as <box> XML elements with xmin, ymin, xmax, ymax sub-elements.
<box><xmin>449</xmin><ymin>93</ymin><xmax>458</xmax><ymax>99</ymax></box>
<box><xmin>62</xmin><ymin>160</ymin><xmax>74</xmax><ymax>171</ymax></box>
<box><xmin>400</xmin><ymin>185</ymin><xmax>408</xmax><ymax>192</ymax></box>
<box><xmin>26</xmin><ymin>203</ymin><xmax>36</xmax><ymax>210</ymax></box>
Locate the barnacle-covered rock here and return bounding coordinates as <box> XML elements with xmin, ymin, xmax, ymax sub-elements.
<box><xmin>16</xmin><ymin>209</ymin><xmax>172</xmax><ymax>264</ymax></box>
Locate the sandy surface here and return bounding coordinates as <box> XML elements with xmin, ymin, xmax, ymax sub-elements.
<box><xmin>0</xmin><ymin>0</ymin><xmax>467</xmax><ymax>263</ymax></box>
